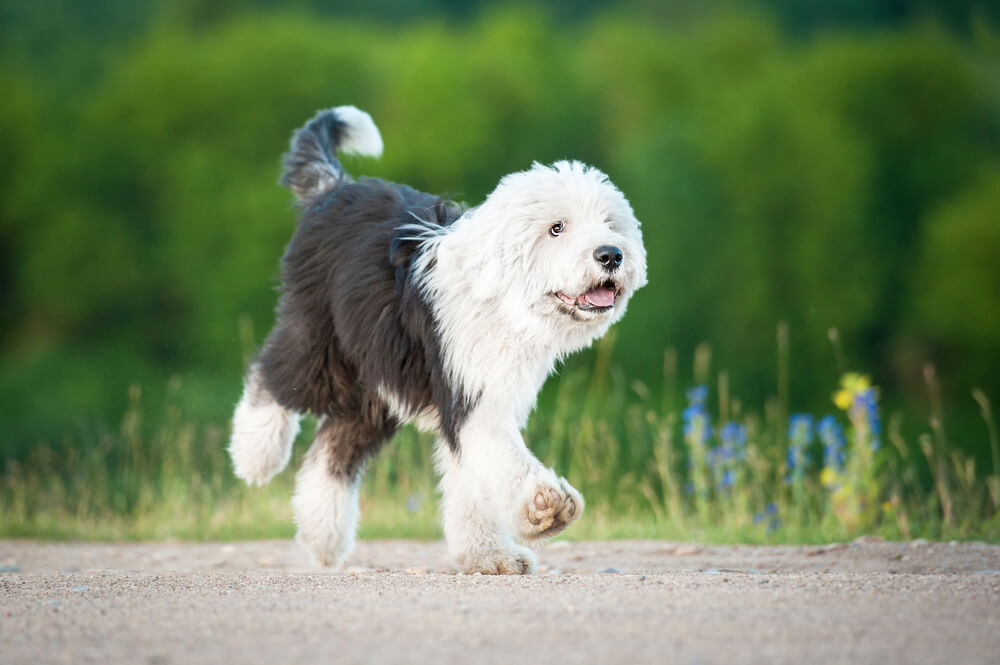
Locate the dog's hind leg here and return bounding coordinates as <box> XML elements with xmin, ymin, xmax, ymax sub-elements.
<box><xmin>229</xmin><ymin>365</ymin><xmax>301</xmax><ymax>486</ymax></box>
<box><xmin>293</xmin><ymin>413</ymin><xmax>396</xmax><ymax>568</ymax></box>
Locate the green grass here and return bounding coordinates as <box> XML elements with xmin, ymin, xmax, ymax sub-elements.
<box><xmin>3</xmin><ymin>334</ymin><xmax>999</xmax><ymax>543</ymax></box>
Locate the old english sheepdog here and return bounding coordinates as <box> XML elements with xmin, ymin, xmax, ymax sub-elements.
<box><xmin>229</xmin><ymin>105</ymin><xmax>647</xmax><ymax>574</ymax></box>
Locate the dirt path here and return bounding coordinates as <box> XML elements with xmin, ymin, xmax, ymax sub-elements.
<box><xmin>2</xmin><ymin>539</ymin><xmax>999</xmax><ymax>665</ymax></box>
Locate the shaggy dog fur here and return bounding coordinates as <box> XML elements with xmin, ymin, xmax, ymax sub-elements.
<box><xmin>229</xmin><ymin>105</ymin><xmax>647</xmax><ymax>574</ymax></box>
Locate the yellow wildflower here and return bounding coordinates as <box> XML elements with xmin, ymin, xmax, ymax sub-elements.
<box><xmin>820</xmin><ymin>468</ymin><xmax>838</xmax><ymax>487</ymax></box>
<box><xmin>833</xmin><ymin>373</ymin><xmax>873</xmax><ymax>411</ymax></box>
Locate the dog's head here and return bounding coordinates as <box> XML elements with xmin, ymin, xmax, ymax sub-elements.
<box><xmin>439</xmin><ymin>161</ymin><xmax>646</xmax><ymax>349</ymax></box>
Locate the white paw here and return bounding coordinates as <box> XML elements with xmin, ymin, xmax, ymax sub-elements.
<box><xmin>291</xmin><ymin>451</ymin><xmax>360</xmax><ymax>571</ymax></box>
<box><xmin>296</xmin><ymin>530</ymin><xmax>352</xmax><ymax>570</ymax></box>
<box><xmin>457</xmin><ymin>543</ymin><xmax>537</xmax><ymax>575</ymax></box>
<box><xmin>517</xmin><ymin>475</ymin><xmax>584</xmax><ymax>540</ymax></box>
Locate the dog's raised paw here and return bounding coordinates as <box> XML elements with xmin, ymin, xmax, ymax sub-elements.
<box><xmin>519</xmin><ymin>477</ymin><xmax>584</xmax><ymax>540</ymax></box>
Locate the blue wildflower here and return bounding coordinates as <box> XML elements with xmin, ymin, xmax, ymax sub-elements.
<box><xmin>681</xmin><ymin>406</ymin><xmax>701</xmax><ymax>434</ymax></box>
<box><xmin>710</xmin><ymin>421</ymin><xmax>747</xmax><ymax>490</ymax></box>
<box><xmin>818</xmin><ymin>415</ymin><xmax>846</xmax><ymax>471</ymax></box>
<box><xmin>786</xmin><ymin>414</ymin><xmax>813</xmax><ymax>478</ymax></box>
<box><xmin>753</xmin><ymin>502</ymin><xmax>781</xmax><ymax>532</ymax></box>
<box><xmin>720</xmin><ymin>470</ymin><xmax>735</xmax><ymax>488</ymax></box>
<box><xmin>846</xmin><ymin>387</ymin><xmax>881</xmax><ymax>451</ymax></box>
<box><xmin>720</xmin><ymin>422</ymin><xmax>747</xmax><ymax>450</ymax></box>
<box><xmin>856</xmin><ymin>389</ymin><xmax>881</xmax><ymax>449</ymax></box>
<box><xmin>686</xmin><ymin>385</ymin><xmax>708</xmax><ymax>406</ymax></box>
<box><xmin>682</xmin><ymin>385</ymin><xmax>711</xmax><ymax>444</ymax></box>
<box><xmin>787</xmin><ymin>414</ymin><xmax>814</xmax><ymax>445</ymax></box>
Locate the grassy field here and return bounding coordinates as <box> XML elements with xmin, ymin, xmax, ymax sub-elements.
<box><xmin>3</xmin><ymin>333</ymin><xmax>999</xmax><ymax>543</ymax></box>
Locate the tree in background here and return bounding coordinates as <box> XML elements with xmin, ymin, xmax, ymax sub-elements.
<box><xmin>0</xmin><ymin>3</ymin><xmax>998</xmax><ymax>465</ymax></box>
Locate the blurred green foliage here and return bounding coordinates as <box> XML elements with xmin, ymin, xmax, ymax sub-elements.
<box><xmin>1</xmin><ymin>1</ymin><xmax>999</xmax><ymax>469</ymax></box>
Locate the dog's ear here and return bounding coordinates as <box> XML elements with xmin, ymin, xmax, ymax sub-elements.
<box><xmin>390</xmin><ymin>233</ymin><xmax>420</xmax><ymax>268</ymax></box>
<box><xmin>391</xmin><ymin>199</ymin><xmax>465</xmax><ymax>268</ymax></box>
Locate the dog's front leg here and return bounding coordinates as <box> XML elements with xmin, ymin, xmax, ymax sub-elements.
<box><xmin>437</xmin><ymin>411</ymin><xmax>584</xmax><ymax>574</ymax></box>
<box><xmin>436</xmin><ymin>441</ymin><xmax>537</xmax><ymax>574</ymax></box>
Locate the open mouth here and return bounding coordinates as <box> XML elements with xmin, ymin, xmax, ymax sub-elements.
<box><xmin>555</xmin><ymin>280</ymin><xmax>621</xmax><ymax>313</ymax></box>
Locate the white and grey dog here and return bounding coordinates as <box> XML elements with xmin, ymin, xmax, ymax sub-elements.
<box><xmin>229</xmin><ymin>105</ymin><xmax>647</xmax><ymax>574</ymax></box>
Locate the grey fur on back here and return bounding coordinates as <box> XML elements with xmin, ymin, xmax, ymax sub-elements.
<box><xmin>257</xmin><ymin>108</ymin><xmax>472</xmax><ymax>478</ymax></box>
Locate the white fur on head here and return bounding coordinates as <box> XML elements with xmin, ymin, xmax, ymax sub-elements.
<box><xmin>415</xmin><ymin>160</ymin><xmax>647</xmax><ymax>423</ymax></box>
<box><xmin>333</xmin><ymin>105</ymin><xmax>384</xmax><ymax>157</ymax></box>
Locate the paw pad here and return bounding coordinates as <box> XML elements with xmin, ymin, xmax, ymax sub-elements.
<box><xmin>522</xmin><ymin>478</ymin><xmax>583</xmax><ymax>539</ymax></box>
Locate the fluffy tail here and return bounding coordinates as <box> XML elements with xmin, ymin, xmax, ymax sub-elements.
<box><xmin>280</xmin><ymin>105</ymin><xmax>383</xmax><ymax>202</ymax></box>
<box><xmin>229</xmin><ymin>366</ymin><xmax>301</xmax><ymax>486</ymax></box>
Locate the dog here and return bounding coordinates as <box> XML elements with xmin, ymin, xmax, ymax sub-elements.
<box><xmin>229</xmin><ymin>106</ymin><xmax>647</xmax><ymax>574</ymax></box>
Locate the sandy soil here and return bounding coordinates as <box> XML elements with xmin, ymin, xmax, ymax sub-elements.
<box><xmin>2</xmin><ymin>538</ymin><xmax>998</xmax><ymax>665</ymax></box>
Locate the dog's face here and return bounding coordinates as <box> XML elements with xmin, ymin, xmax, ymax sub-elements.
<box><xmin>454</xmin><ymin>161</ymin><xmax>646</xmax><ymax>347</ymax></box>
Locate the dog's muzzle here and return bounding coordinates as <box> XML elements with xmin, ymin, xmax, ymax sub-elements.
<box><xmin>594</xmin><ymin>245</ymin><xmax>623</xmax><ymax>273</ymax></box>
<box><xmin>555</xmin><ymin>279</ymin><xmax>623</xmax><ymax>313</ymax></box>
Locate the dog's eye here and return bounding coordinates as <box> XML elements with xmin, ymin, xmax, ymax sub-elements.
<box><xmin>549</xmin><ymin>221</ymin><xmax>565</xmax><ymax>237</ymax></box>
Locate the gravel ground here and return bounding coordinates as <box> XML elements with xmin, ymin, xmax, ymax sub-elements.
<box><xmin>2</xmin><ymin>538</ymin><xmax>999</xmax><ymax>665</ymax></box>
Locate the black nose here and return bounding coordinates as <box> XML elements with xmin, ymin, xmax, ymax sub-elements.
<box><xmin>594</xmin><ymin>245</ymin><xmax>623</xmax><ymax>271</ymax></box>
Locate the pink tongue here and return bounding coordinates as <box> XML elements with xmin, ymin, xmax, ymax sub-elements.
<box><xmin>583</xmin><ymin>287</ymin><xmax>615</xmax><ymax>307</ymax></box>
